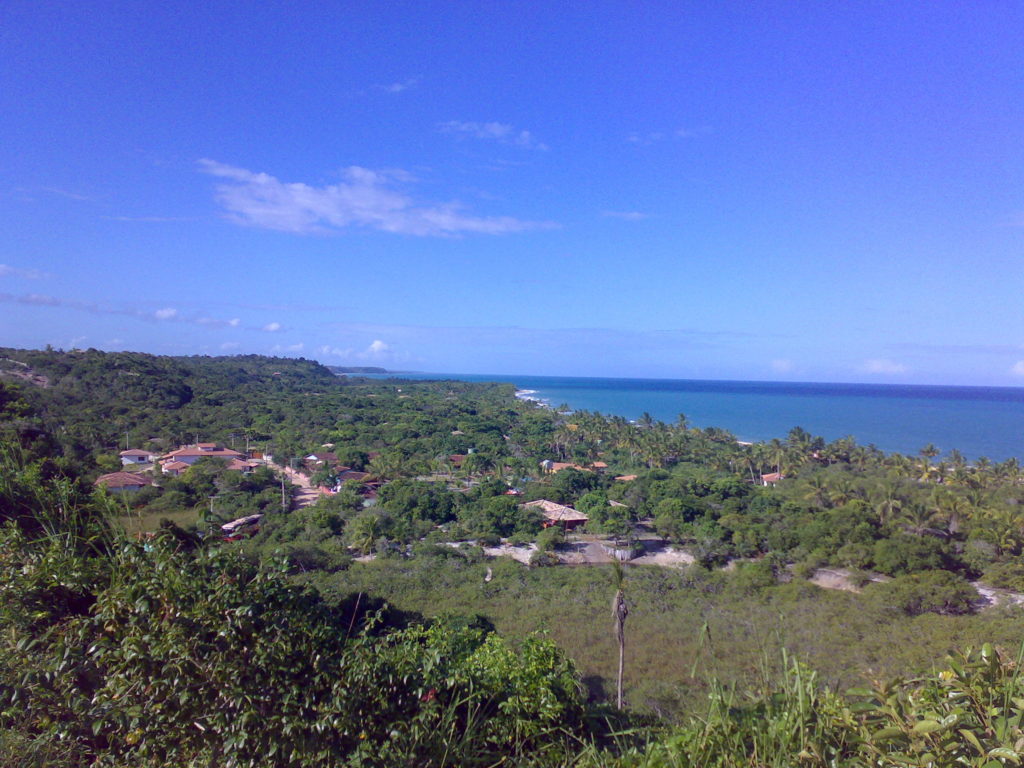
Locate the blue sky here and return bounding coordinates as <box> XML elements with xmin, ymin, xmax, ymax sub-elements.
<box><xmin>2</xmin><ymin>1</ymin><xmax>1023</xmax><ymax>385</ymax></box>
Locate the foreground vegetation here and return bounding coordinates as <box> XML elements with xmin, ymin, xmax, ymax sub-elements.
<box><xmin>4</xmin><ymin>346</ymin><xmax>1024</xmax><ymax>764</ymax></box>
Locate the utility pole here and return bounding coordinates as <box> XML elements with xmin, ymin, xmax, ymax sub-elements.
<box><xmin>280</xmin><ymin>469</ymin><xmax>287</xmax><ymax>513</ymax></box>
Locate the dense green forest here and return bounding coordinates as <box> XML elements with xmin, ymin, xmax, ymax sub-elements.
<box><xmin>3</xmin><ymin>346</ymin><xmax>1024</xmax><ymax>765</ymax></box>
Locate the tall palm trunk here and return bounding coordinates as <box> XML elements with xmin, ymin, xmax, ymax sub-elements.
<box><xmin>611</xmin><ymin>561</ymin><xmax>628</xmax><ymax>709</ymax></box>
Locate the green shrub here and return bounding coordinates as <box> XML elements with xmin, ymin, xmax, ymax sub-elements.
<box><xmin>864</xmin><ymin>570</ymin><xmax>978</xmax><ymax>616</ymax></box>
<box><xmin>0</xmin><ymin>531</ymin><xmax>590</xmax><ymax>767</ymax></box>
<box><xmin>536</xmin><ymin>526</ymin><xmax>565</xmax><ymax>552</ymax></box>
<box><xmin>530</xmin><ymin>550</ymin><xmax>560</xmax><ymax>567</ymax></box>
<box><xmin>983</xmin><ymin>558</ymin><xmax>1024</xmax><ymax>591</ymax></box>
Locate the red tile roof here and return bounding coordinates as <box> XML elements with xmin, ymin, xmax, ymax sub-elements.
<box><xmin>163</xmin><ymin>446</ymin><xmax>244</xmax><ymax>459</ymax></box>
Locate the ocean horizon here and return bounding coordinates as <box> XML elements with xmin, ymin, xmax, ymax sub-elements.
<box><xmin>365</xmin><ymin>372</ymin><xmax>1024</xmax><ymax>462</ymax></box>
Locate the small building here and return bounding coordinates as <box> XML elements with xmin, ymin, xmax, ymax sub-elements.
<box><xmin>539</xmin><ymin>460</ymin><xmax>593</xmax><ymax>474</ymax></box>
<box><xmin>221</xmin><ymin>513</ymin><xmax>262</xmax><ymax>537</ymax></box>
<box><xmin>161</xmin><ymin>444</ymin><xmax>245</xmax><ymax>466</ymax></box>
<box><xmin>761</xmin><ymin>472</ymin><xmax>784</xmax><ymax>486</ymax></box>
<box><xmin>119</xmin><ymin>449</ymin><xmax>157</xmax><ymax>466</ymax></box>
<box><xmin>94</xmin><ymin>472</ymin><xmax>152</xmax><ymax>494</ymax></box>
<box><xmin>614</xmin><ymin>474</ymin><xmax>638</xmax><ymax>482</ymax></box>
<box><xmin>161</xmin><ymin>460</ymin><xmax>190</xmax><ymax>477</ymax></box>
<box><xmin>522</xmin><ymin>499</ymin><xmax>590</xmax><ymax>531</ymax></box>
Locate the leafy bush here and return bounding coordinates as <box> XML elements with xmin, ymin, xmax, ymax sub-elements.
<box><xmin>872</xmin><ymin>534</ymin><xmax>948</xmax><ymax>576</ymax></box>
<box><xmin>530</xmin><ymin>550</ymin><xmax>561</xmax><ymax>567</ymax></box>
<box><xmin>0</xmin><ymin>530</ymin><xmax>590</xmax><ymax>767</ymax></box>
<box><xmin>864</xmin><ymin>570</ymin><xmax>978</xmax><ymax>616</ymax></box>
<box><xmin>983</xmin><ymin>558</ymin><xmax>1024</xmax><ymax>591</ymax></box>
<box><xmin>536</xmin><ymin>525</ymin><xmax>565</xmax><ymax>552</ymax></box>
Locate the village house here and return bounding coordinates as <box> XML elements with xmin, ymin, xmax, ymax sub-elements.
<box><xmin>94</xmin><ymin>471</ymin><xmax>153</xmax><ymax>494</ymax></box>
<box><xmin>760</xmin><ymin>472</ymin><xmax>784</xmax><ymax>486</ymax></box>
<box><xmin>539</xmin><ymin>460</ymin><xmax>592</xmax><ymax>474</ymax></box>
<box><xmin>119</xmin><ymin>448</ymin><xmax>158</xmax><ymax>466</ymax></box>
<box><xmin>521</xmin><ymin>499</ymin><xmax>590</xmax><ymax>531</ymax></box>
<box><xmin>161</xmin><ymin>460</ymin><xmax>190</xmax><ymax>477</ymax></box>
<box><xmin>160</xmin><ymin>443</ymin><xmax>245</xmax><ymax>466</ymax></box>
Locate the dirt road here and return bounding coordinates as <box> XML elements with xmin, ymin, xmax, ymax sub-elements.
<box><xmin>269</xmin><ymin>462</ymin><xmax>326</xmax><ymax>510</ymax></box>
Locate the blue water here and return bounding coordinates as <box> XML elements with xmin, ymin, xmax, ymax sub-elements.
<box><xmin>365</xmin><ymin>373</ymin><xmax>1024</xmax><ymax>461</ymax></box>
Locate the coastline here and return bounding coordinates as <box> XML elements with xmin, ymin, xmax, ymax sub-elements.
<box><xmin>370</xmin><ymin>372</ymin><xmax>1024</xmax><ymax>460</ymax></box>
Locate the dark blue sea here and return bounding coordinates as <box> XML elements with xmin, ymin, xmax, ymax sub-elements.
<box><xmin>366</xmin><ymin>373</ymin><xmax>1024</xmax><ymax>461</ymax></box>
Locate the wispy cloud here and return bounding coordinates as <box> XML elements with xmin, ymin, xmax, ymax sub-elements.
<box><xmin>602</xmin><ymin>210</ymin><xmax>649</xmax><ymax>221</ymax></box>
<box><xmin>0</xmin><ymin>292</ymin><xmax>243</xmax><ymax>330</ymax></box>
<box><xmin>771</xmin><ymin>358</ymin><xmax>794</xmax><ymax>373</ymax></box>
<box><xmin>199</xmin><ymin>160</ymin><xmax>552</xmax><ymax>237</ymax></box>
<box><xmin>375</xmin><ymin>76</ymin><xmax>420</xmax><ymax>93</ymax></box>
<box><xmin>626</xmin><ymin>126</ymin><xmax>712</xmax><ymax>145</ymax></box>
<box><xmin>0</xmin><ymin>264</ymin><xmax>49</xmax><ymax>279</ymax></box>
<box><xmin>262</xmin><ymin>322</ymin><xmax>282</xmax><ymax>332</ymax></box>
<box><xmin>103</xmin><ymin>215</ymin><xmax>200</xmax><ymax>223</ymax></box>
<box><xmin>1011</xmin><ymin>361</ymin><xmax>1024</xmax><ymax>377</ymax></box>
<box><xmin>40</xmin><ymin>186</ymin><xmax>96</xmax><ymax>202</ymax></box>
<box><xmin>861</xmin><ymin>358</ymin><xmax>908</xmax><ymax>375</ymax></box>
<box><xmin>893</xmin><ymin>341</ymin><xmax>1024</xmax><ymax>356</ymax></box>
<box><xmin>438</xmin><ymin>121</ymin><xmax>548</xmax><ymax>151</ymax></box>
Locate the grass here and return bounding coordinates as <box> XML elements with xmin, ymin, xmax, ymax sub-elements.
<box><xmin>300</xmin><ymin>556</ymin><xmax>1024</xmax><ymax>719</ymax></box>
<box><xmin>115</xmin><ymin>507</ymin><xmax>198</xmax><ymax>536</ymax></box>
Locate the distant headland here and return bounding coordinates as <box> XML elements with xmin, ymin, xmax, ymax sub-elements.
<box><xmin>325</xmin><ymin>365</ymin><xmax>391</xmax><ymax>375</ymax></box>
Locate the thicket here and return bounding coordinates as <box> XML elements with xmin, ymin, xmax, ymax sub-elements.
<box><xmin>0</xmin><ymin>446</ymin><xmax>597</xmax><ymax>767</ymax></box>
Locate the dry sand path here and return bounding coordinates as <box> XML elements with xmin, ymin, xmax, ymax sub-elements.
<box><xmin>268</xmin><ymin>462</ymin><xmax>325</xmax><ymax>510</ymax></box>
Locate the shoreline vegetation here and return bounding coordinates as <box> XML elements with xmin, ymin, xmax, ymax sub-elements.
<box><xmin>4</xmin><ymin>346</ymin><xmax>1024</xmax><ymax>765</ymax></box>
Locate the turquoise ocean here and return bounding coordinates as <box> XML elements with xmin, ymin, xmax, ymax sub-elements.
<box><xmin>368</xmin><ymin>373</ymin><xmax>1024</xmax><ymax>461</ymax></box>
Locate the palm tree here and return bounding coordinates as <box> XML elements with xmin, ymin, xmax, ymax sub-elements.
<box><xmin>871</xmin><ymin>481</ymin><xmax>903</xmax><ymax>527</ymax></box>
<box><xmin>899</xmin><ymin>502</ymin><xmax>939</xmax><ymax>536</ymax></box>
<box><xmin>611</xmin><ymin>560</ymin><xmax>628</xmax><ymax>710</ymax></box>
<box><xmin>803</xmin><ymin>475</ymin><xmax>830</xmax><ymax>508</ymax></box>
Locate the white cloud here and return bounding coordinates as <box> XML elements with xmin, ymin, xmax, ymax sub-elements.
<box><xmin>272</xmin><ymin>342</ymin><xmax>305</xmax><ymax>353</ymax></box>
<box><xmin>1010</xmin><ymin>361</ymin><xmax>1024</xmax><ymax>377</ymax></box>
<box><xmin>0</xmin><ymin>292</ymin><xmax>240</xmax><ymax>329</ymax></box>
<box><xmin>220</xmin><ymin>342</ymin><xmax>240</xmax><ymax>351</ymax></box>
<box><xmin>262</xmin><ymin>322</ymin><xmax>282</xmax><ymax>332</ymax></box>
<box><xmin>602</xmin><ymin>211</ymin><xmax>649</xmax><ymax>221</ymax></box>
<box><xmin>438</xmin><ymin>121</ymin><xmax>548</xmax><ymax>150</ymax></box>
<box><xmin>771</xmin><ymin>358</ymin><xmax>794</xmax><ymax>373</ymax></box>
<box><xmin>627</xmin><ymin>126</ymin><xmax>711</xmax><ymax>145</ymax></box>
<box><xmin>0</xmin><ymin>264</ymin><xmax>48</xmax><ymax>279</ymax></box>
<box><xmin>317</xmin><ymin>344</ymin><xmax>354</xmax><ymax>358</ymax></box>
<box><xmin>199</xmin><ymin>159</ymin><xmax>551</xmax><ymax>237</ymax></box>
<box><xmin>375</xmin><ymin>76</ymin><xmax>420</xmax><ymax>93</ymax></box>
<box><xmin>366</xmin><ymin>339</ymin><xmax>390</xmax><ymax>356</ymax></box>
<box><xmin>861</xmin><ymin>358</ymin><xmax>908</xmax><ymax>375</ymax></box>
